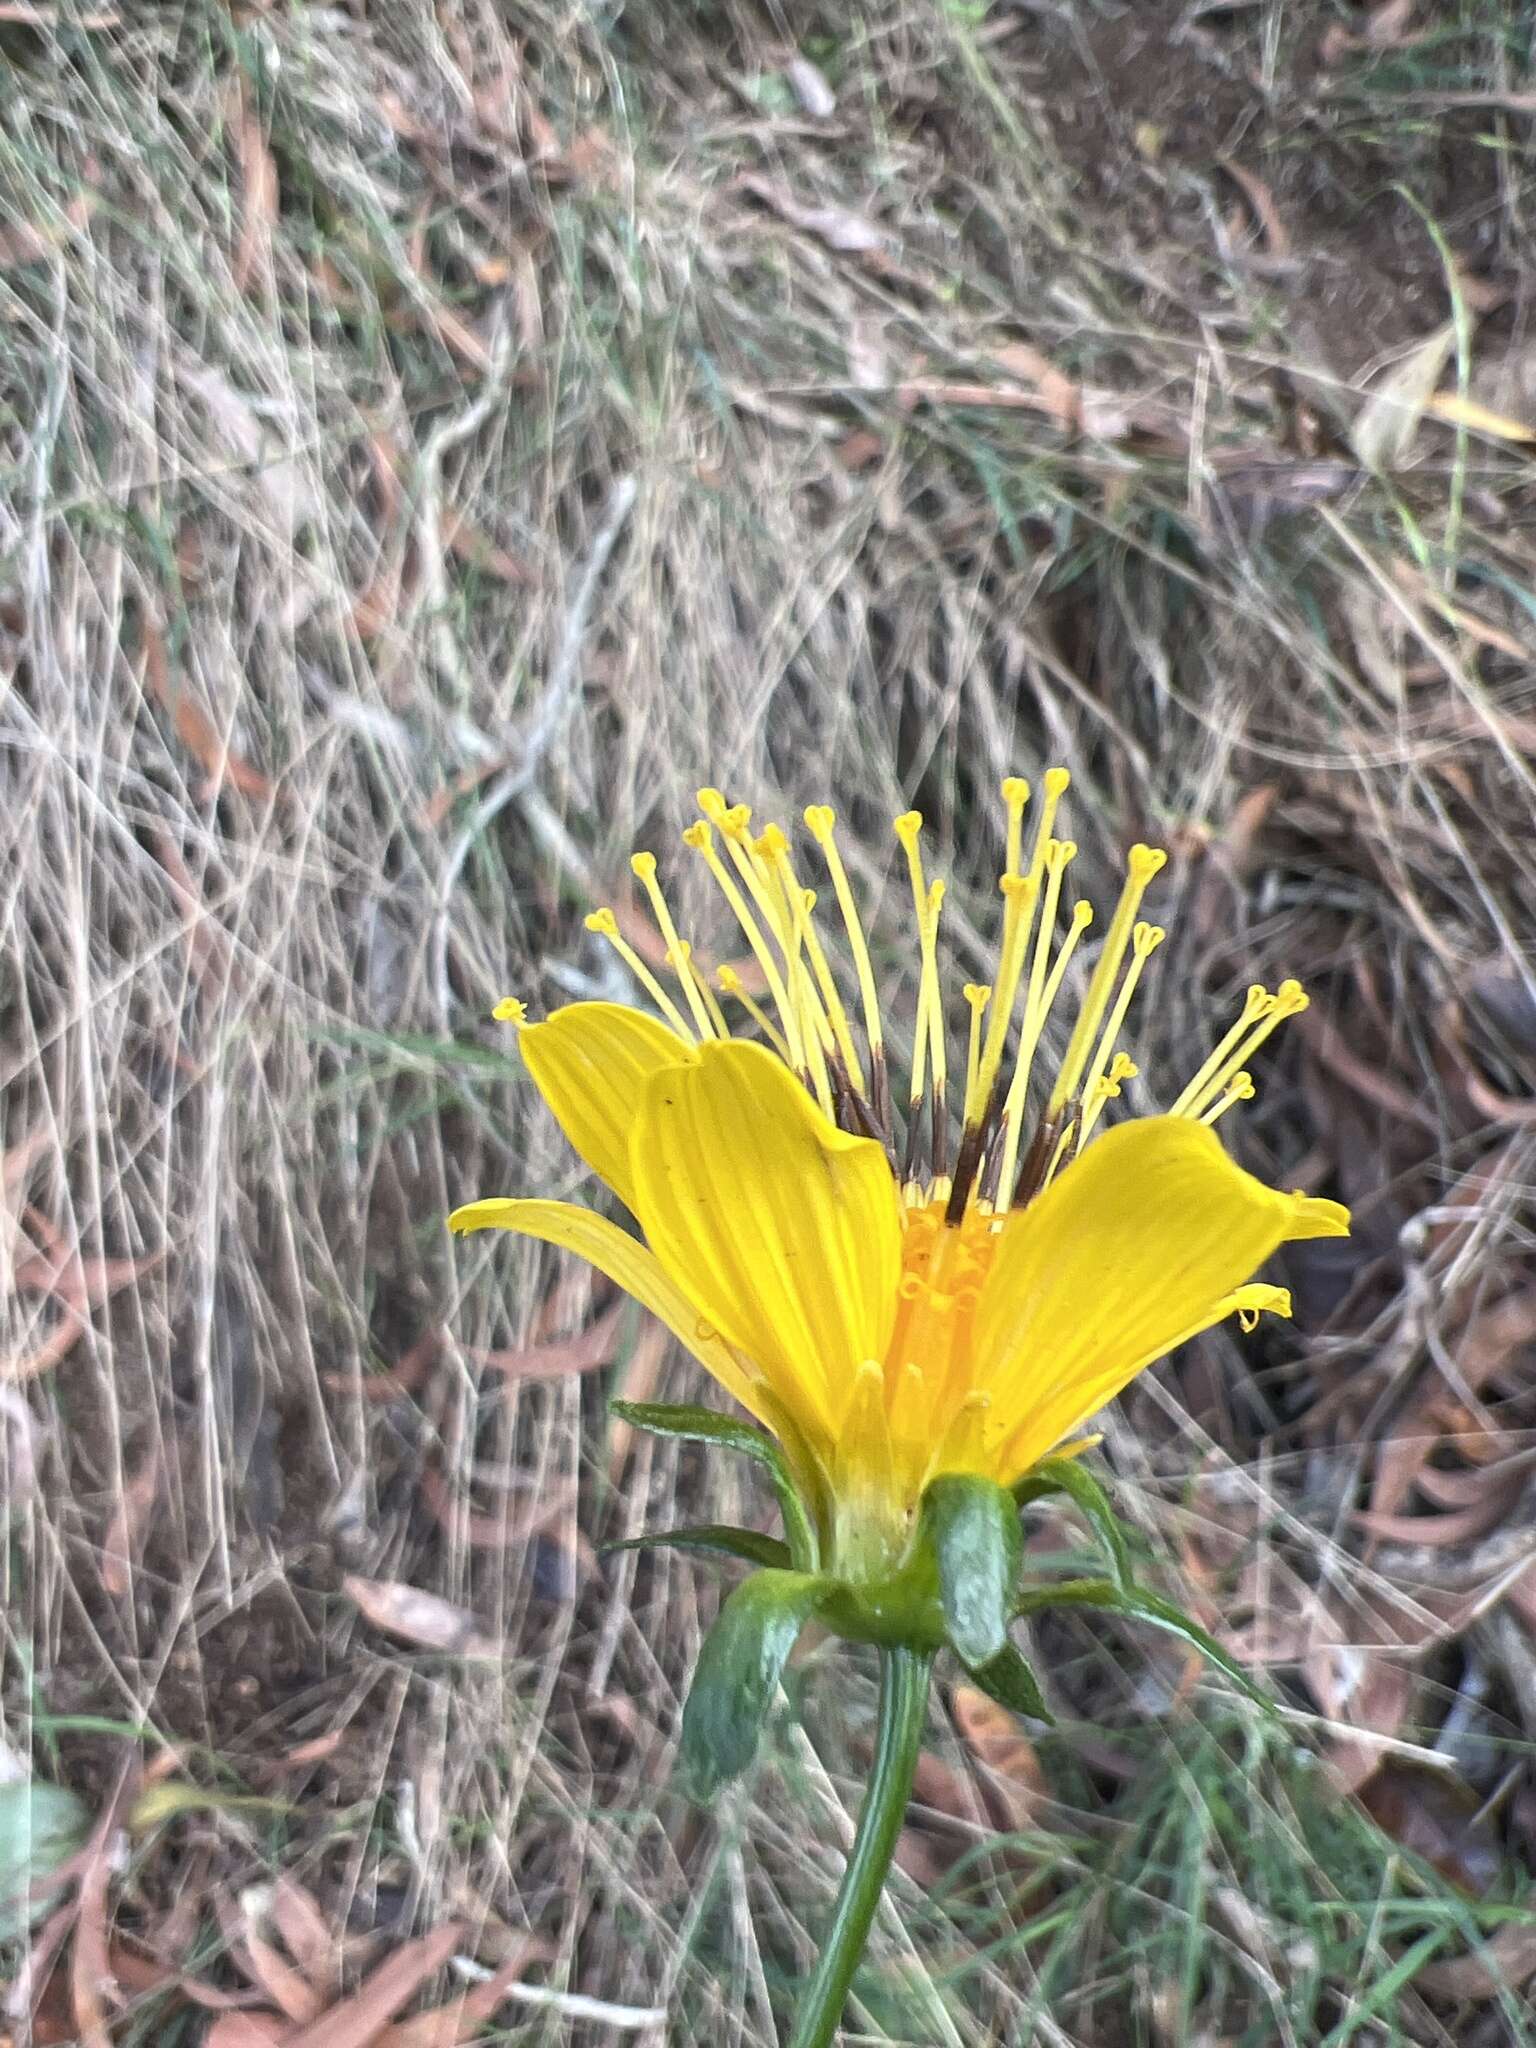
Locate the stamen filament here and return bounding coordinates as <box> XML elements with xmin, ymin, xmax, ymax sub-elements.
<box><xmin>805</xmin><ymin>806</ymin><xmax>888</xmax><ymax>1128</ymax></box>
<box><xmin>631</xmin><ymin>852</ymin><xmax>717</xmax><ymax>1039</ymax></box>
<box><xmin>584</xmin><ymin>909</ymin><xmax>696</xmax><ymax>1040</ymax></box>
<box><xmin>716</xmin><ymin>964</ymin><xmax>791</xmax><ymax>1060</ymax></box>
<box><xmin>683</xmin><ymin>819</ymin><xmax>806</xmax><ymax>1070</ymax></box>
<box><xmin>1168</xmin><ymin>982</ymin><xmax>1273</xmax><ymax>1116</ymax></box>
<box><xmin>1178</xmin><ymin>980</ymin><xmax>1308</xmax><ymax>1120</ymax></box>
<box><xmin>1200</xmin><ymin>1070</ymin><xmax>1255</xmax><ymax>1125</ymax></box>
<box><xmin>1049</xmin><ymin>844</ymin><xmax>1167</xmax><ymax>1113</ymax></box>
<box><xmin>1075</xmin><ymin>920</ymin><xmax>1165</xmax><ymax>1121</ymax></box>
<box><xmin>1001</xmin><ymin>776</ymin><xmax>1030</xmax><ymax>882</ymax></box>
<box><xmin>962</xmin><ymin>984</ymin><xmax>990</xmax><ymax>1118</ymax></box>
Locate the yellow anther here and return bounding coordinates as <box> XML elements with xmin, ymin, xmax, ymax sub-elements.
<box><xmin>894</xmin><ymin>809</ymin><xmax>923</xmax><ymax>849</ymax></box>
<box><xmin>1171</xmin><ymin>980</ymin><xmax>1301</xmax><ymax>1120</ymax></box>
<box><xmin>1049</xmin><ymin>844</ymin><xmax>1167</xmax><ymax>1114</ymax></box>
<box><xmin>584</xmin><ymin>906</ymin><xmax>695</xmax><ymax>1039</ymax></box>
<box><xmin>720</xmin><ymin>804</ymin><xmax>754</xmax><ymax>841</ymax></box>
<box><xmin>1080</xmin><ymin>1049</ymin><xmax>1140</xmax><ymax>1141</ymax></box>
<box><xmin>1001</xmin><ymin>776</ymin><xmax>1030</xmax><ymax>881</ymax></box>
<box><xmin>492</xmin><ymin>996</ymin><xmax>528</xmax><ymax>1025</ymax></box>
<box><xmin>1200</xmin><ymin>1070</ymin><xmax>1256</xmax><ymax>1126</ymax></box>
<box><xmin>631</xmin><ymin>851</ymin><xmax>716</xmax><ymax>1038</ymax></box>
<box><xmin>696</xmin><ymin>787</ymin><xmax>730</xmax><ymax>822</ymax></box>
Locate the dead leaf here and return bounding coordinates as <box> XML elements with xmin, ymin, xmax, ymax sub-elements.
<box><xmin>376</xmin><ymin>1942</ymin><xmax>548</xmax><ymax>2046</ymax></box>
<box><xmin>1424</xmin><ymin>390</ymin><xmax>1534</xmax><ymax>443</ymax></box>
<box><xmin>278</xmin><ymin>1922</ymin><xmax>466</xmax><ymax>2048</ymax></box>
<box><xmin>1352</xmin><ymin>323</ymin><xmax>1457</xmax><ymax>471</ymax></box>
<box><xmin>269</xmin><ymin>1878</ymin><xmax>340</xmax><ymax>2004</ymax></box>
<box><xmin>440</xmin><ymin>508</ymin><xmax>533</xmax><ymax>585</ymax></box>
<box><xmin>951</xmin><ymin>1684</ymin><xmax>1045</xmax><ymax>1828</ymax></box>
<box><xmin>1415</xmin><ymin>1919</ymin><xmax>1536</xmax><ymax>1999</ymax></box>
<box><xmin>736</xmin><ymin>174</ymin><xmax>888</xmax><ymax>255</ymax></box>
<box><xmin>1359</xmin><ymin>1762</ymin><xmax>1504</xmax><ymax>1895</ymax></box>
<box><xmin>203</xmin><ymin>2019</ymin><xmax>287</xmax><ymax>2048</ymax></box>
<box><xmin>988</xmin><ymin>341</ymin><xmax>1082</xmax><ymax>428</ymax></box>
<box><xmin>231</xmin><ymin>81</ymin><xmax>278</xmax><ymax>295</ymax></box>
<box><xmin>140</xmin><ymin>613</ymin><xmax>275</xmax><ymax>802</ymax></box>
<box><xmin>343</xmin><ymin>1577</ymin><xmax>500</xmax><ymax>1657</ymax></box>
<box><xmin>217</xmin><ymin>1894</ymin><xmax>322</xmax><ymax>2024</ymax></box>
<box><xmin>605</xmin><ymin>1321</ymin><xmax>670</xmax><ymax>1480</ymax></box>
<box><xmin>100</xmin><ymin>1446</ymin><xmax>162</xmax><ymax>1598</ymax></box>
<box><xmin>461</xmin><ymin>1299</ymin><xmax>623</xmax><ymax>1379</ymax></box>
<box><xmin>1217</xmin><ymin>158</ymin><xmax>1291</xmax><ymax>258</ymax></box>
<box><xmin>419</xmin><ymin>1469</ymin><xmax>577</xmax><ymax>1551</ymax></box>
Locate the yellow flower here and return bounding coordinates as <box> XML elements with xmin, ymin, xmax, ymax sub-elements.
<box><xmin>451</xmin><ymin>775</ymin><xmax>1348</xmax><ymax>1577</ymax></box>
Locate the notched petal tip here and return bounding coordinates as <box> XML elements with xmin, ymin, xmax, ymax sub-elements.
<box><xmin>1284</xmin><ymin>1193</ymin><xmax>1352</xmax><ymax>1240</ymax></box>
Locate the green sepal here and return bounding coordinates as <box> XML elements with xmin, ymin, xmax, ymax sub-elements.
<box><xmin>962</xmin><ymin>1644</ymin><xmax>1056</xmax><ymax>1725</ymax></box>
<box><xmin>1013</xmin><ymin>1458</ymin><xmax>1135</xmax><ymax>1589</ymax></box>
<box><xmin>679</xmin><ymin>1568</ymin><xmax>830</xmax><ymax>1798</ymax></box>
<box><xmin>609</xmin><ymin>1399</ymin><xmax>818</xmax><ymax>1570</ymax></box>
<box><xmin>921</xmin><ymin>1473</ymin><xmax>1024</xmax><ymax>1668</ymax></box>
<box><xmin>1014</xmin><ymin>1577</ymin><xmax>1272</xmax><ymax>1709</ymax></box>
<box><xmin>602</xmin><ymin>1524</ymin><xmax>792</xmax><ymax>1570</ymax></box>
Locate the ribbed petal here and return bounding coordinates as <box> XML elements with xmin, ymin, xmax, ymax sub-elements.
<box><xmin>975</xmin><ymin>1117</ymin><xmax>1348</xmax><ymax>1474</ymax></box>
<box><xmin>629</xmin><ymin>1038</ymin><xmax>903</xmax><ymax>1440</ymax></box>
<box><xmin>519</xmin><ymin>1002</ymin><xmax>693</xmax><ymax>1214</ymax></box>
<box><xmin>448</xmin><ymin>1196</ymin><xmax>762</xmax><ymax>1415</ymax></box>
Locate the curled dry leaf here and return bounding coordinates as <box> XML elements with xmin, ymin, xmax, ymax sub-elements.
<box><xmin>951</xmin><ymin>1683</ymin><xmax>1046</xmax><ymax>1829</ymax></box>
<box><xmin>1351</xmin><ymin>323</ymin><xmax>1457</xmax><ymax>471</ymax></box>
<box><xmin>343</xmin><ymin>1576</ymin><xmax>501</xmax><ymax>1658</ymax></box>
<box><xmin>277</xmin><ymin>1920</ymin><xmax>467</xmax><ymax>2048</ymax></box>
<box><xmin>1415</xmin><ymin>1920</ymin><xmax>1536</xmax><ymax>2000</ymax></box>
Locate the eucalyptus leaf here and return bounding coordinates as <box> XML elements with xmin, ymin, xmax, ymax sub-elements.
<box><xmin>0</xmin><ymin>1778</ymin><xmax>90</xmax><ymax>1939</ymax></box>
<box><xmin>922</xmin><ymin>1473</ymin><xmax>1023</xmax><ymax>1667</ymax></box>
<box><xmin>603</xmin><ymin>1523</ymin><xmax>792</xmax><ymax>1570</ymax></box>
<box><xmin>679</xmin><ymin>1568</ymin><xmax>829</xmax><ymax>1798</ymax></box>
<box><xmin>610</xmin><ymin>1400</ymin><xmax>818</xmax><ymax>1568</ymax></box>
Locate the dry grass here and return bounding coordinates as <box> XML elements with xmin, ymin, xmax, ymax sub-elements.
<box><xmin>3</xmin><ymin>1</ymin><xmax>1536</xmax><ymax>2042</ymax></box>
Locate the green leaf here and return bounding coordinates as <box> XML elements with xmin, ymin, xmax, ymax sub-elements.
<box><xmin>0</xmin><ymin>1778</ymin><xmax>90</xmax><ymax>1939</ymax></box>
<box><xmin>922</xmin><ymin>1473</ymin><xmax>1024</xmax><ymax>1668</ymax></box>
<box><xmin>1014</xmin><ymin>1577</ymin><xmax>1273</xmax><ymax>1709</ymax></box>
<box><xmin>610</xmin><ymin>1400</ymin><xmax>818</xmax><ymax>1570</ymax></box>
<box><xmin>679</xmin><ymin>1569</ymin><xmax>829</xmax><ymax>1798</ymax></box>
<box><xmin>602</xmin><ymin>1524</ymin><xmax>792</xmax><ymax>1570</ymax></box>
<box><xmin>1014</xmin><ymin>1457</ymin><xmax>1134</xmax><ymax>1589</ymax></box>
<box><xmin>962</xmin><ymin>1644</ymin><xmax>1056</xmax><ymax>1725</ymax></box>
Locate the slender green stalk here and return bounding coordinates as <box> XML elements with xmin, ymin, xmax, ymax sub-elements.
<box><xmin>786</xmin><ymin>1646</ymin><xmax>933</xmax><ymax>2048</ymax></box>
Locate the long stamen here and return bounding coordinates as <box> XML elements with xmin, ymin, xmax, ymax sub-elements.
<box><xmin>1002</xmin><ymin>775</ymin><xmax>1030</xmax><ymax>882</ymax></box>
<box><xmin>995</xmin><ymin>878</ymin><xmax>1093</xmax><ymax>1207</ymax></box>
<box><xmin>1079</xmin><ymin>1049</ymin><xmax>1138</xmax><ymax>1142</ymax></box>
<box><xmin>1048</xmin><ymin>843</ymin><xmax>1167</xmax><ymax>1114</ymax></box>
<box><xmin>1176</xmin><ymin>980</ymin><xmax>1308</xmax><ymax>1119</ymax></box>
<box><xmin>716</xmin><ymin>964</ymin><xmax>790</xmax><ymax>1060</ymax></box>
<box><xmin>962</xmin><ymin>984</ymin><xmax>990</xmax><ymax>1116</ymax></box>
<box><xmin>804</xmin><ymin>805</ymin><xmax>889</xmax><ymax>1130</ymax></box>
<box><xmin>1200</xmin><ymin>1070</ymin><xmax>1255</xmax><ymax>1125</ymax></box>
<box><xmin>630</xmin><ymin>852</ymin><xmax>717</xmax><ymax>1039</ymax></box>
<box><xmin>758</xmin><ymin>828</ymin><xmax>866</xmax><ymax>1092</ymax></box>
<box><xmin>1075</xmin><ymin>920</ymin><xmax>1165</xmax><ymax>1119</ymax></box>
<box><xmin>584</xmin><ymin>908</ymin><xmax>696</xmax><ymax>1040</ymax></box>
<box><xmin>682</xmin><ymin>819</ymin><xmax>806</xmax><ymax>1071</ymax></box>
<box><xmin>1168</xmin><ymin>984</ymin><xmax>1281</xmax><ymax>1117</ymax></box>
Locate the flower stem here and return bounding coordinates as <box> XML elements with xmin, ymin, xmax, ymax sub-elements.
<box><xmin>786</xmin><ymin>1645</ymin><xmax>933</xmax><ymax>2048</ymax></box>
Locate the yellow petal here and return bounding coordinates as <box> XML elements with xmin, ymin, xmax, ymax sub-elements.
<box><xmin>629</xmin><ymin>1038</ymin><xmax>903</xmax><ymax>1440</ymax></box>
<box><xmin>975</xmin><ymin>1118</ymin><xmax>1344</xmax><ymax>1474</ymax></box>
<box><xmin>447</xmin><ymin>1196</ymin><xmax>761</xmax><ymax>1415</ymax></box>
<box><xmin>519</xmin><ymin>1002</ymin><xmax>693</xmax><ymax>1214</ymax></box>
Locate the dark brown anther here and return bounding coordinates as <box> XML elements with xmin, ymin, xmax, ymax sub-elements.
<box><xmin>868</xmin><ymin>1047</ymin><xmax>891</xmax><ymax>1138</ymax></box>
<box><xmin>929</xmin><ymin>1083</ymin><xmax>949</xmax><ymax>1180</ymax></box>
<box><xmin>944</xmin><ymin>1117</ymin><xmax>986</xmax><ymax>1225</ymax></box>
<box><xmin>1011</xmin><ymin>1102</ymin><xmax>1072</xmax><ymax>1210</ymax></box>
<box><xmin>899</xmin><ymin>1096</ymin><xmax>925</xmax><ymax>1184</ymax></box>
<box><xmin>829</xmin><ymin>1049</ymin><xmax>886</xmax><ymax>1144</ymax></box>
